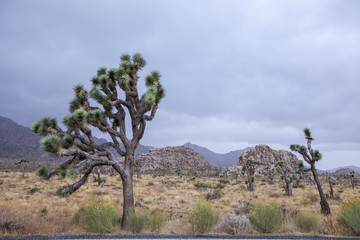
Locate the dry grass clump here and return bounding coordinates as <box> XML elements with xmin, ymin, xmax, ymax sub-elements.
<box><xmin>190</xmin><ymin>200</ymin><xmax>219</xmax><ymax>233</ymax></box>
<box><xmin>219</xmin><ymin>212</ymin><xmax>252</xmax><ymax>234</ymax></box>
<box><xmin>76</xmin><ymin>197</ymin><xmax>120</xmax><ymax>233</ymax></box>
<box><xmin>295</xmin><ymin>210</ymin><xmax>319</xmax><ymax>232</ymax></box>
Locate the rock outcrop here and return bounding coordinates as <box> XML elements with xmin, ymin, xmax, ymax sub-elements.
<box><xmin>334</xmin><ymin>168</ymin><xmax>354</xmax><ymax>176</ymax></box>
<box><xmin>136</xmin><ymin>146</ymin><xmax>217</xmax><ymax>171</ymax></box>
<box><xmin>236</xmin><ymin>144</ymin><xmax>301</xmax><ymax>176</ymax></box>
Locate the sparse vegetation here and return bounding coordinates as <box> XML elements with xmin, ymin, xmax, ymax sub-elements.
<box><xmin>77</xmin><ymin>197</ymin><xmax>119</xmax><ymax>233</ymax></box>
<box><xmin>148</xmin><ymin>208</ymin><xmax>164</xmax><ymax>233</ymax></box>
<box><xmin>35</xmin><ymin>166</ymin><xmax>49</xmax><ymax>180</ymax></box>
<box><xmin>190</xmin><ymin>200</ymin><xmax>219</xmax><ymax>233</ymax></box>
<box><xmin>250</xmin><ymin>201</ymin><xmax>282</xmax><ymax>233</ymax></box>
<box><xmin>194</xmin><ymin>182</ymin><xmax>212</xmax><ymax>189</ymax></box>
<box><xmin>338</xmin><ymin>197</ymin><xmax>360</xmax><ymax>235</ymax></box>
<box><xmin>129</xmin><ymin>209</ymin><xmax>147</xmax><ymax>233</ymax></box>
<box><xmin>295</xmin><ymin>211</ymin><xmax>319</xmax><ymax>232</ymax></box>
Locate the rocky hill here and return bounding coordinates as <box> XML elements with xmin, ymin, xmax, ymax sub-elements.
<box><xmin>334</xmin><ymin>168</ymin><xmax>354</xmax><ymax>176</ymax></box>
<box><xmin>235</xmin><ymin>144</ymin><xmax>301</xmax><ymax>175</ymax></box>
<box><xmin>0</xmin><ymin>116</ymin><xmax>152</xmax><ymax>161</ymax></box>
<box><xmin>136</xmin><ymin>146</ymin><xmax>217</xmax><ymax>171</ymax></box>
<box><xmin>183</xmin><ymin>142</ymin><xmax>251</xmax><ymax>168</ymax></box>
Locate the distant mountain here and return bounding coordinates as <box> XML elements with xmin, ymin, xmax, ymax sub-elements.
<box><xmin>0</xmin><ymin>116</ymin><xmax>152</xmax><ymax>161</ymax></box>
<box><xmin>318</xmin><ymin>165</ymin><xmax>360</xmax><ymax>174</ymax></box>
<box><xmin>183</xmin><ymin>142</ymin><xmax>251</xmax><ymax>168</ymax></box>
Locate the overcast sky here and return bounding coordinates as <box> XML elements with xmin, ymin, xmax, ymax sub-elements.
<box><xmin>1</xmin><ymin>0</ymin><xmax>359</xmax><ymax>169</ymax></box>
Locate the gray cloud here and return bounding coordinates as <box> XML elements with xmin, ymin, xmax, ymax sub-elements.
<box><xmin>1</xmin><ymin>0</ymin><xmax>359</xmax><ymax>169</ymax></box>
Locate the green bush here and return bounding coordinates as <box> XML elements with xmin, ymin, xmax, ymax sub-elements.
<box><xmin>250</xmin><ymin>201</ymin><xmax>282</xmax><ymax>233</ymax></box>
<box><xmin>58</xmin><ymin>169</ymin><xmax>66</xmax><ymax>179</ymax></box>
<box><xmin>36</xmin><ymin>166</ymin><xmax>49</xmax><ymax>180</ymax></box>
<box><xmin>148</xmin><ymin>208</ymin><xmax>164</xmax><ymax>233</ymax></box>
<box><xmin>129</xmin><ymin>209</ymin><xmax>147</xmax><ymax>233</ymax></box>
<box><xmin>295</xmin><ymin>211</ymin><xmax>319</xmax><ymax>232</ymax></box>
<box><xmin>148</xmin><ymin>181</ymin><xmax>154</xmax><ymax>186</ymax></box>
<box><xmin>194</xmin><ymin>182</ymin><xmax>212</xmax><ymax>189</ymax></box>
<box><xmin>55</xmin><ymin>187</ymin><xmax>66</xmax><ymax>198</ymax></box>
<box><xmin>214</xmin><ymin>183</ymin><xmax>225</xmax><ymax>189</ymax></box>
<box><xmin>338</xmin><ymin>197</ymin><xmax>360</xmax><ymax>235</ymax></box>
<box><xmin>219</xmin><ymin>179</ymin><xmax>230</xmax><ymax>184</ymax></box>
<box><xmin>190</xmin><ymin>200</ymin><xmax>219</xmax><ymax>233</ymax></box>
<box><xmin>68</xmin><ymin>168</ymin><xmax>77</xmax><ymax>179</ymax></box>
<box><xmin>77</xmin><ymin>197</ymin><xmax>119</xmax><ymax>233</ymax></box>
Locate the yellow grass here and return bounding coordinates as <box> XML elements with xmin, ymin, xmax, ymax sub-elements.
<box><xmin>0</xmin><ymin>171</ymin><xmax>358</xmax><ymax>236</ymax></box>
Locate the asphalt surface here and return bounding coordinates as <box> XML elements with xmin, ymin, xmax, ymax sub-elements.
<box><xmin>1</xmin><ymin>234</ymin><xmax>358</xmax><ymax>240</ymax></box>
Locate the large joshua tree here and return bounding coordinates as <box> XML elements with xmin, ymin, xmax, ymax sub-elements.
<box><xmin>30</xmin><ymin>53</ymin><xmax>165</xmax><ymax>228</ymax></box>
<box><xmin>290</xmin><ymin>128</ymin><xmax>331</xmax><ymax>215</ymax></box>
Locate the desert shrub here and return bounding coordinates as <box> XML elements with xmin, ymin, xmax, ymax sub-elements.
<box><xmin>219</xmin><ymin>179</ymin><xmax>230</xmax><ymax>184</ymax></box>
<box><xmin>148</xmin><ymin>208</ymin><xmax>164</xmax><ymax>233</ymax></box>
<box><xmin>68</xmin><ymin>168</ymin><xmax>77</xmax><ymax>179</ymax></box>
<box><xmin>205</xmin><ymin>189</ymin><xmax>223</xmax><ymax>200</ymax></box>
<box><xmin>129</xmin><ymin>209</ymin><xmax>147</xmax><ymax>233</ymax></box>
<box><xmin>28</xmin><ymin>188</ymin><xmax>40</xmax><ymax>195</ymax></box>
<box><xmin>194</xmin><ymin>182</ymin><xmax>212</xmax><ymax>189</ymax></box>
<box><xmin>55</xmin><ymin>187</ymin><xmax>66</xmax><ymax>198</ymax></box>
<box><xmin>36</xmin><ymin>166</ymin><xmax>49</xmax><ymax>180</ymax></box>
<box><xmin>77</xmin><ymin>197</ymin><xmax>119</xmax><ymax>233</ymax></box>
<box><xmin>214</xmin><ymin>183</ymin><xmax>225</xmax><ymax>189</ymax></box>
<box><xmin>219</xmin><ymin>212</ymin><xmax>252</xmax><ymax>234</ymax></box>
<box><xmin>190</xmin><ymin>200</ymin><xmax>219</xmax><ymax>233</ymax></box>
<box><xmin>250</xmin><ymin>201</ymin><xmax>282</xmax><ymax>233</ymax></box>
<box><xmin>295</xmin><ymin>211</ymin><xmax>319</xmax><ymax>232</ymax></box>
<box><xmin>58</xmin><ymin>170</ymin><xmax>66</xmax><ymax>179</ymax></box>
<box><xmin>338</xmin><ymin>197</ymin><xmax>360</xmax><ymax>235</ymax></box>
<box><xmin>148</xmin><ymin>181</ymin><xmax>154</xmax><ymax>186</ymax></box>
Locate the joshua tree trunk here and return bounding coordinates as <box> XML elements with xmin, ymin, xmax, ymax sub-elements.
<box><xmin>312</xmin><ymin>165</ymin><xmax>331</xmax><ymax>214</ymax></box>
<box><xmin>121</xmin><ymin>154</ymin><xmax>135</xmax><ymax>230</ymax></box>
<box><xmin>351</xmin><ymin>178</ymin><xmax>355</xmax><ymax>189</ymax></box>
<box><xmin>284</xmin><ymin>177</ymin><xmax>292</xmax><ymax>196</ymax></box>
<box><xmin>328</xmin><ymin>177</ymin><xmax>334</xmax><ymax>199</ymax></box>
<box><xmin>97</xmin><ymin>168</ymin><xmax>101</xmax><ymax>186</ymax></box>
<box><xmin>247</xmin><ymin>173</ymin><xmax>254</xmax><ymax>191</ymax></box>
<box><xmin>22</xmin><ymin>166</ymin><xmax>25</xmax><ymax>178</ymax></box>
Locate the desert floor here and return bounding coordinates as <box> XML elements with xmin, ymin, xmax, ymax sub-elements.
<box><xmin>0</xmin><ymin>171</ymin><xmax>359</xmax><ymax>236</ymax></box>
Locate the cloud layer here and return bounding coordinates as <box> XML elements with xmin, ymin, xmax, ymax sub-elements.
<box><xmin>1</xmin><ymin>0</ymin><xmax>359</xmax><ymax>169</ymax></box>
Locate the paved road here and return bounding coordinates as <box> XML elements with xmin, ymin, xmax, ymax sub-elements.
<box><xmin>1</xmin><ymin>235</ymin><xmax>356</xmax><ymax>240</ymax></box>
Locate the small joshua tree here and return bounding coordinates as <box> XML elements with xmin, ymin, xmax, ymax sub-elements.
<box><xmin>290</xmin><ymin>128</ymin><xmax>331</xmax><ymax>215</ymax></box>
<box><xmin>239</xmin><ymin>156</ymin><xmax>257</xmax><ymax>191</ymax></box>
<box><xmin>328</xmin><ymin>176</ymin><xmax>335</xmax><ymax>199</ymax></box>
<box><xmin>15</xmin><ymin>158</ymin><xmax>29</xmax><ymax>178</ymax></box>
<box><xmin>265</xmin><ymin>164</ymin><xmax>275</xmax><ymax>184</ymax></box>
<box><xmin>30</xmin><ymin>53</ymin><xmax>165</xmax><ymax>228</ymax></box>
<box><xmin>275</xmin><ymin>160</ymin><xmax>292</xmax><ymax>196</ymax></box>
<box><xmin>350</xmin><ymin>171</ymin><xmax>355</xmax><ymax>189</ymax></box>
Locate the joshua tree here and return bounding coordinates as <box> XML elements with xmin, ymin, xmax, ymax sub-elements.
<box><xmin>30</xmin><ymin>53</ymin><xmax>165</xmax><ymax>228</ymax></box>
<box><xmin>275</xmin><ymin>160</ymin><xmax>292</xmax><ymax>196</ymax></box>
<box><xmin>290</xmin><ymin>128</ymin><xmax>331</xmax><ymax>215</ymax></box>
<box><xmin>134</xmin><ymin>158</ymin><xmax>143</xmax><ymax>179</ymax></box>
<box><xmin>15</xmin><ymin>158</ymin><xmax>29</xmax><ymax>178</ymax></box>
<box><xmin>239</xmin><ymin>156</ymin><xmax>257</xmax><ymax>191</ymax></box>
<box><xmin>350</xmin><ymin>171</ymin><xmax>355</xmax><ymax>189</ymax></box>
<box><xmin>265</xmin><ymin>164</ymin><xmax>275</xmax><ymax>184</ymax></box>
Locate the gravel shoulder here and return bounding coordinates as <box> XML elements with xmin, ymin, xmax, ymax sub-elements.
<box><xmin>1</xmin><ymin>234</ymin><xmax>359</xmax><ymax>240</ymax></box>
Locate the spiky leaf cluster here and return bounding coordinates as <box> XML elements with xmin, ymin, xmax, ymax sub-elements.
<box><xmin>86</xmin><ymin>109</ymin><xmax>103</xmax><ymax>124</ymax></box>
<box><xmin>62</xmin><ymin>109</ymin><xmax>87</xmax><ymax>129</ymax></box>
<box><xmin>143</xmin><ymin>71</ymin><xmax>165</xmax><ymax>106</ymax></box>
<box><xmin>15</xmin><ymin>158</ymin><xmax>29</xmax><ymax>165</ymax></box>
<box><xmin>40</xmin><ymin>134</ymin><xmax>75</xmax><ymax>155</ymax></box>
<box><xmin>304</xmin><ymin>128</ymin><xmax>313</xmax><ymax>141</ymax></box>
<box><xmin>30</xmin><ymin>117</ymin><xmax>57</xmax><ymax>136</ymax></box>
